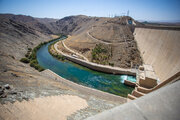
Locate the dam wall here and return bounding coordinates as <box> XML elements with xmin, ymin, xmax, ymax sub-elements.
<box><xmin>85</xmin><ymin>80</ymin><xmax>180</xmax><ymax>120</ymax></box>
<box><xmin>134</xmin><ymin>28</ymin><xmax>180</xmax><ymax>82</ymax></box>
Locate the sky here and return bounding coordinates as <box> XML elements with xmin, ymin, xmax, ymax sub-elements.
<box><xmin>0</xmin><ymin>0</ymin><xmax>180</xmax><ymax>22</ymax></box>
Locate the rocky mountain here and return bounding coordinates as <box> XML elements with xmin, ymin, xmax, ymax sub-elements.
<box><xmin>0</xmin><ymin>14</ymin><xmax>54</xmax><ymax>74</ymax></box>
<box><xmin>0</xmin><ymin>13</ymin><xmax>142</xmax><ymax>105</ymax></box>
<box><xmin>36</xmin><ymin>17</ymin><xmax>58</xmax><ymax>24</ymax></box>
<box><xmin>56</xmin><ymin>15</ymin><xmax>143</xmax><ymax>68</ymax></box>
<box><xmin>0</xmin><ymin>13</ymin><xmax>143</xmax><ymax>119</ymax></box>
<box><xmin>0</xmin><ymin>14</ymin><xmax>53</xmax><ymax>34</ymax></box>
<box><xmin>0</xmin><ymin>13</ymin><xmax>143</xmax><ymax>71</ymax></box>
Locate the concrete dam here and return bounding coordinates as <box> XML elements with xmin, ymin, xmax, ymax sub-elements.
<box><xmin>134</xmin><ymin>28</ymin><xmax>180</xmax><ymax>82</ymax></box>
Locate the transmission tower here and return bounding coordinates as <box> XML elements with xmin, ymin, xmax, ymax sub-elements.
<box><xmin>127</xmin><ymin>10</ymin><xmax>129</xmax><ymax>16</ymax></box>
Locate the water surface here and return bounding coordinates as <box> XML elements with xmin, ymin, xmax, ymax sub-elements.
<box><xmin>37</xmin><ymin>37</ymin><xmax>136</xmax><ymax>97</ymax></box>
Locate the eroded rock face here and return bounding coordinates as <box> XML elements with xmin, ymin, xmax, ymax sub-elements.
<box><xmin>0</xmin><ymin>84</ymin><xmax>27</xmax><ymax>103</ymax></box>
<box><xmin>58</xmin><ymin>16</ymin><xmax>143</xmax><ymax>68</ymax></box>
<box><xmin>0</xmin><ymin>14</ymin><xmax>55</xmax><ymax>103</ymax></box>
<box><xmin>0</xmin><ymin>14</ymin><xmax>142</xmax><ymax>103</ymax></box>
<box><xmin>0</xmin><ymin>14</ymin><xmax>53</xmax><ymax>34</ymax></box>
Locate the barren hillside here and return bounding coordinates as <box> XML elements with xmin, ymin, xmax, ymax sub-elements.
<box><xmin>0</xmin><ymin>14</ymin><xmax>123</xmax><ymax>115</ymax></box>
<box><xmin>0</xmin><ymin>14</ymin><xmax>60</xmax><ymax>103</ymax></box>
<box><xmin>0</xmin><ymin>13</ymin><xmax>180</xmax><ymax>119</ymax></box>
<box><xmin>61</xmin><ymin>16</ymin><xmax>143</xmax><ymax>68</ymax></box>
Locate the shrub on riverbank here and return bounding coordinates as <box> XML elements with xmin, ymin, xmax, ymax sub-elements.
<box><xmin>91</xmin><ymin>44</ymin><xmax>112</xmax><ymax>65</ymax></box>
<box><xmin>20</xmin><ymin>35</ymin><xmax>66</xmax><ymax>72</ymax></box>
<box><xmin>48</xmin><ymin>41</ymin><xmax>65</xmax><ymax>61</ymax></box>
<box><xmin>30</xmin><ymin>60</ymin><xmax>44</xmax><ymax>72</ymax></box>
<box><xmin>109</xmin><ymin>62</ymin><xmax>114</xmax><ymax>67</ymax></box>
<box><xmin>28</xmin><ymin>48</ymin><xmax>32</xmax><ymax>51</ymax></box>
<box><xmin>52</xmin><ymin>54</ymin><xmax>65</xmax><ymax>61</ymax></box>
<box><xmin>20</xmin><ymin>58</ymin><xmax>30</xmax><ymax>63</ymax></box>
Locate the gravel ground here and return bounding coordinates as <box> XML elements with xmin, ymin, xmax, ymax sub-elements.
<box><xmin>67</xmin><ymin>96</ymin><xmax>119</xmax><ymax>120</ymax></box>
<box><xmin>0</xmin><ymin>70</ymin><xmax>123</xmax><ymax>120</ymax></box>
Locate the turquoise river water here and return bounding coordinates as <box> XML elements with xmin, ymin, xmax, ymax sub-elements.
<box><xmin>37</xmin><ymin>37</ymin><xmax>136</xmax><ymax>97</ymax></box>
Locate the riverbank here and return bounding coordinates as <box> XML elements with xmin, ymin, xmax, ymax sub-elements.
<box><xmin>19</xmin><ymin>35</ymin><xmax>66</xmax><ymax>71</ymax></box>
<box><xmin>0</xmin><ymin>67</ymin><xmax>125</xmax><ymax>119</ymax></box>
<box><xmin>39</xmin><ymin>38</ymin><xmax>135</xmax><ymax>97</ymax></box>
<box><xmin>53</xmin><ymin>40</ymin><xmax>136</xmax><ymax>76</ymax></box>
<box><xmin>43</xmin><ymin>69</ymin><xmax>127</xmax><ymax>102</ymax></box>
<box><xmin>1</xmin><ymin>32</ymin><xmax>127</xmax><ymax>118</ymax></box>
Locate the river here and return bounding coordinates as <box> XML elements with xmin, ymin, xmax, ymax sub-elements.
<box><xmin>37</xmin><ymin>37</ymin><xmax>136</xmax><ymax>97</ymax></box>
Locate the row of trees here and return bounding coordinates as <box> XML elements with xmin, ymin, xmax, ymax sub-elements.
<box><xmin>20</xmin><ymin>35</ymin><xmax>65</xmax><ymax>72</ymax></box>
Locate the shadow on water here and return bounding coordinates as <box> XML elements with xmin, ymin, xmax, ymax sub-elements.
<box><xmin>37</xmin><ymin>37</ymin><xmax>135</xmax><ymax>97</ymax></box>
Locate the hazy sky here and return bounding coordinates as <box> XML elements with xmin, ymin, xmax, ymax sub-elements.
<box><xmin>0</xmin><ymin>0</ymin><xmax>180</xmax><ymax>21</ymax></box>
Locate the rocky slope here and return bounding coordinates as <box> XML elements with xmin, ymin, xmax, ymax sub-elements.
<box><xmin>0</xmin><ymin>14</ymin><xmax>55</xmax><ymax>71</ymax></box>
<box><xmin>0</xmin><ymin>14</ymin><xmax>143</xmax><ymax>92</ymax></box>
<box><xmin>0</xmin><ymin>14</ymin><xmax>53</xmax><ymax>34</ymax></box>
<box><xmin>0</xmin><ymin>14</ymin><xmax>124</xmax><ymax>116</ymax></box>
<box><xmin>0</xmin><ymin>14</ymin><xmax>126</xmax><ymax>120</ymax></box>
<box><xmin>1</xmin><ymin>13</ymin><xmax>179</xmax><ymax>119</ymax></box>
<box><xmin>57</xmin><ymin>15</ymin><xmax>143</xmax><ymax>68</ymax></box>
<box><xmin>0</xmin><ymin>14</ymin><xmax>57</xmax><ymax>103</ymax></box>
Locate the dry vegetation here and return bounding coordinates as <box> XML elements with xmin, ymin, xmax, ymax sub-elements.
<box><xmin>62</xmin><ymin>16</ymin><xmax>143</xmax><ymax>68</ymax></box>
<box><xmin>91</xmin><ymin>44</ymin><xmax>112</xmax><ymax>65</ymax></box>
<box><xmin>0</xmin><ymin>14</ymin><xmax>142</xmax><ymax>104</ymax></box>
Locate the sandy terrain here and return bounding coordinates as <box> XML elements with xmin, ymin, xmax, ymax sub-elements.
<box><xmin>0</xmin><ymin>95</ymin><xmax>88</xmax><ymax>120</ymax></box>
<box><xmin>2</xmin><ymin>14</ymin><xmax>179</xmax><ymax>119</ymax></box>
<box><xmin>62</xmin><ymin>39</ymin><xmax>89</xmax><ymax>61</ymax></box>
<box><xmin>134</xmin><ymin>28</ymin><xmax>180</xmax><ymax>82</ymax></box>
<box><xmin>0</xmin><ymin>14</ymin><xmax>127</xmax><ymax>120</ymax></box>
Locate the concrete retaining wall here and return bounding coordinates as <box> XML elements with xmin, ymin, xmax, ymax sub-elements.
<box><xmin>54</xmin><ymin>41</ymin><xmax>136</xmax><ymax>76</ymax></box>
<box><xmin>64</xmin><ymin>53</ymin><xmax>136</xmax><ymax>76</ymax></box>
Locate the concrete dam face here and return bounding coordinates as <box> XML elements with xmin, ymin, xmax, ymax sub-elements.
<box><xmin>134</xmin><ymin>28</ymin><xmax>180</xmax><ymax>82</ymax></box>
